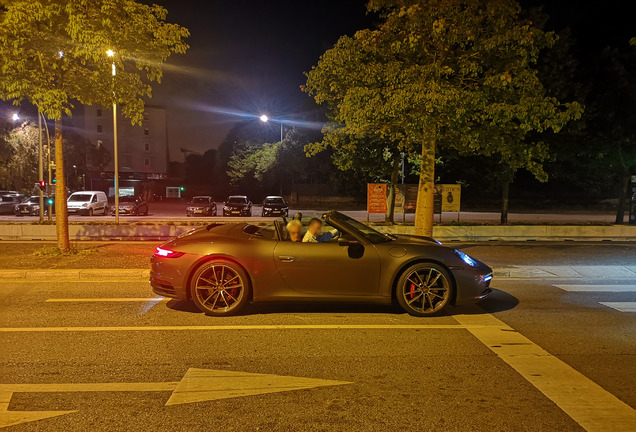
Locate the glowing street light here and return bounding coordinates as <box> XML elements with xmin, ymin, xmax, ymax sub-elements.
<box><xmin>11</xmin><ymin>113</ymin><xmax>19</xmax><ymax>122</ymax></box>
<box><xmin>259</xmin><ymin>113</ymin><xmax>283</xmax><ymax>143</ymax></box>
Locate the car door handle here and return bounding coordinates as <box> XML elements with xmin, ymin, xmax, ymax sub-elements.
<box><xmin>278</xmin><ymin>256</ymin><xmax>296</xmax><ymax>262</ymax></box>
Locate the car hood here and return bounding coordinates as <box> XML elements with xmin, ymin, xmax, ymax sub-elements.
<box><xmin>225</xmin><ymin>203</ymin><xmax>247</xmax><ymax>207</ymax></box>
<box><xmin>263</xmin><ymin>203</ymin><xmax>287</xmax><ymax>208</ymax></box>
<box><xmin>389</xmin><ymin>234</ymin><xmax>441</xmax><ymax>246</ymax></box>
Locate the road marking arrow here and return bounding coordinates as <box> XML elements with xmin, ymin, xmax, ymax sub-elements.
<box><xmin>0</xmin><ymin>369</ymin><xmax>351</xmax><ymax>428</ymax></box>
<box><xmin>165</xmin><ymin>368</ymin><xmax>352</xmax><ymax>406</ymax></box>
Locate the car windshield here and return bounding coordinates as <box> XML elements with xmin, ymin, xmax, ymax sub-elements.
<box><xmin>331</xmin><ymin>212</ymin><xmax>391</xmax><ymax>244</ymax></box>
<box><xmin>68</xmin><ymin>194</ymin><xmax>91</xmax><ymax>202</ymax></box>
<box><xmin>192</xmin><ymin>197</ymin><xmax>209</xmax><ymax>203</ymax></box>
<box><xmin>227</xmin><ymin>197</ymin><xmax>246</xmax><ymax>204</ymax></box>
<box><xmin>264</xmin><ymin>198</ymin><xmax>284</xmax><ymax>205</ymax></box>
<box><xmin>120</xmin><ymin>196</ymin><xmax>136</xmax><ymax>202</ymax></box>
<box><xmin>27</xmin><ymin>197</ymin><xmax>39</xmax><ymax>203</ymax></box>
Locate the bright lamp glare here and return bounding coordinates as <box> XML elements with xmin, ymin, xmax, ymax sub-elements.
<box><xmin>106</xmin><ymin>49</ymin><xmax>114</xmax><ymax>57</ymax></box>
<box><xmin>11</xmin><ymin>113</ymin><xmax>19</xmax><ymax>121</ymax></box>
<box><xmin>259</xmin><ymin>114</ymin><xmax>268</xmax><ymax>122</ymax></box>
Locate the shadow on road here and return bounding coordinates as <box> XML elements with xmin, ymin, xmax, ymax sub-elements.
<box><xmin>165</xmin><ymin>287</ymin><xmax>518</xmax><ymax>317</ymax></box>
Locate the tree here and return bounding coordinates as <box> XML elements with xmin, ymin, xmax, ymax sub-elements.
<box><xmin>0</xmin><ymin>0</ymin><xmax>188</xmax><ymax>251</ymax></box>
<box><xmin>1</xmin><ymin>121</ymin><xmax>38</xmax><ymax>192</ymax></box>
<box><xmin>305</xmin><ymin>0</ymin><xmax>581</xmax><ymax>234</ymax></box>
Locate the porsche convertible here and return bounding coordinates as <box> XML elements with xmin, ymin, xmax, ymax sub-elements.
<box><xmin>150</xmin><ymin>211</ymin><xmax>492</xmax><ymax>316</ymax></box>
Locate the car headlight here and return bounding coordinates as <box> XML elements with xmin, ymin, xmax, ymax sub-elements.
<box><xmin>263</xmin><ymin>207</ymin><xmax>270</xmax><ymax>211</ymax></box>
<box><xmin>14</xmin><ymin>205</ymin><xmax>19</xmax><ymax>210</ymax></box>
<box><xmin>81</xmin><ymin>203</ymin><xmax>88</xmax><ymax>207</ymax></box>
<box><xmin>33</xmin><ymin>205</ymin><xmax>39</xmax><ymax>210</ymax></box>
<box><xmin>453</xmin><ymin>249</ymin><xmax>478</xmax><ymax>267</ymax></box>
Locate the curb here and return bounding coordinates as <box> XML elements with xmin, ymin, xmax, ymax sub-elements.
<box><xmin>0</xmin><ymin>269</ymin><xmax>150</xmax><ymax>280</ymax></box>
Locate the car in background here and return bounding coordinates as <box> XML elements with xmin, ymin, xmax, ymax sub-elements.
<box><xmin>0</xmin><ymin>194</ymin><xmax>26</xmax><ymax>214</ymax></box>
<box><xmin>186</xmin><ymin>196</ymin><xmax>217</xmax><ymax>217</ymax></box>
<box><xmin>14</xmin><ymin>195</ymin><xmax>48</xmax><ymax>216</ymax></box>
<box><xmin>149</xmin><ymin>210</ymin><xmax>493</xmax><ymax>317</ymax></box>
<box><xmin>261</xmin><ymin>196</ymin><xmax>289</xmax><ymax>217</ymax></box>
<box><xmin>222</xmin><ymin>195</ymin><xmax>251</xmax><ymax>217</ymax></box>
<box><xmin>111</xmin><ymin>195</ymin><xmax>148</xmax><ymax>216</ymax></box>
<box><xmin>67</xmin><ymin>191</ymin><xmax>109</xmax><ymax>216</ymax></box>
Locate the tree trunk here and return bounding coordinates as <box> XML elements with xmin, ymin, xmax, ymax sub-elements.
<box><xmin>615</xmin><ymin>175</ymin><xmax>630</xmax><ymax>224</ymax></box>
<box><xmin>54</xmin><ymin>119</ymin><xmax>70</xmax><ymax>252</ymax></box>
<box><xmin>500</xmin><ymin>179</ymin><xmax>510</xmax><ymax>224</ymax></box>
<box><xmin>414</xmin><ymin>126</ymin><xmax>436</xmax><ymax>236</ymax></box>
<box><xmin>386</xmin><ymin>154</ymin><xmax>400</xmax><ymax>224</ymax></box>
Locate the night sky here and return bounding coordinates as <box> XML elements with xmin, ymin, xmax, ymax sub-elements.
<box><xmin>3</xmin><ymin>1</ymin><xmax>633</xmax><ymax>157</ymax></box>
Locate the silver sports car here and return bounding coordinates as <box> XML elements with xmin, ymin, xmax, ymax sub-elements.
<box><xmin>150</xmin><ymin>211</ymin><xmax>492</xmax><ymax>316</ymax></box>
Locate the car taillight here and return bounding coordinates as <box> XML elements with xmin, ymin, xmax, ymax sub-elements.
<box><xmin>154</xmin><ymin>247</ymin><xmax>184</xmax><ymax>258</ymax></box>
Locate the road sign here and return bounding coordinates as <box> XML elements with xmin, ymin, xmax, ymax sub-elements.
<box><xmin>0</xmin><ymin>368</ymin><xmax>351</xmax><ymax>428</ymax></box>
<box><xmin>441</xmin><ymin>184</ymin><xmax>461</xmax><ymax>213</ymax></box>
<box><xmin>367</xmin><ymin>183</ymin><xmax>387</xmax><ymax>214</ymax></box>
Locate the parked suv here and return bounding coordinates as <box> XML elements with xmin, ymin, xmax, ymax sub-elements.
<box><xmin>111</xmin><ymin>195</ymin><xmax>149</xmax><ymax>216</ymax></box>
<box><xmin>14</xmin><ymin>195</ymin><xmax>48</xmax><ymax>216</ymax></box>
<box><xmin>261</xmin><ymin>196</ymin><xmax>289</xmax><ymax>217</ymax></box>
<box><xmin>67</xmin><ymin>191</ymin><xmax>109</xmax><ymax>216</ymax></box>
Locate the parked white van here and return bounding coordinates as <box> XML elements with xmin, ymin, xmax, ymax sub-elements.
<box><xmin>67</xmin><ymin>191</ymin><xmax>109</xmax><ymax>216</ymax></box>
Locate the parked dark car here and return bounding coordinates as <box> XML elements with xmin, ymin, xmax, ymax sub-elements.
<box><xmin>222</xmin><ymin>195</ymin><xmax>251</xmax><ymax>217</ymax></box>
<box><xmin>150</xmin><ymin>210</ymin><xmax>492</xmax><ymax>317</ymax></box>
<box><xmin>0</xmin><ymin>194</ymin><xmax>26</xmax><ymax>214</ymax></box>
<box><xmin>186</xmin><ymin>196</ymin><xmax>217</xmax><ymax>217</ymax></box>
<box><xmin>111</xmin><ymin>195</ymin><xmax>148</xmax><ymax>216</ymax></box>
<box><xmin>14</xmin><ymin>195</ymin><xmax>48</xmax><ymax>216</ymax></box>
<box><xmin>261</xmin><ymin>196</ymin><xmax>289</xmax><ymax>217</ymax></box>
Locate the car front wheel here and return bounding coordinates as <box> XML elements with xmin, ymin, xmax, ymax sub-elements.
<box><xmin>190</xmin><ymin>260</ymin><xmax>250</xmax><ymax>316</ymax></box>
<box><xmin>396</xmin><ymin>263</ymin><xmax>453</xmax><ymax>317</ymax></box>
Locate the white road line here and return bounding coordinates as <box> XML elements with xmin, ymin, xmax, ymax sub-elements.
<box><xmin>0</xmin><ymin>324</ymin><xmax>497</xmax><ymax>332</ymax></box>
<box><xmin>599</xmin><ymin>302</ymin><xmax>636</xmax><ymax>313</ymax></box>
<box><xmin>454</xmin><ymin>309</ymin><xmax>636</xmax><ymax>432</ymax></box>
<box><xmin>554</xmin><ymin>285</ymin><xmax>636</xmax><ymax>292</ymax></box>
<box><xmin>45</xmin><ymin>298</ymin><xmax>165</xmax><ymax>302</ymax></box>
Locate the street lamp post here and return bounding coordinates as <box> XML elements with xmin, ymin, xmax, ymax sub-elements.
<box><xmin>37</xmin><ymin>112</ymin><xmax>44</xmax><ymax>221</ymax></box>
<box><xmin>107</xmin><ymin>49</ymin><xmax>119</xmax><ymax>223</ymax></box>
<box><xmin>259</xmin><ymin>114</ymin><xmax>283</xmax><ymax>143</ymax></box>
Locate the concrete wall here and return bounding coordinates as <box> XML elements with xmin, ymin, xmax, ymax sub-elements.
<box><xmin>1</xmin><ymin>222</ymin><xmax>635</xmax><ymax>242</ymax></box>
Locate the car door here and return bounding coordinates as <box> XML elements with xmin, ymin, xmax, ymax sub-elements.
<box><xmin>273</xmin><ymin>236</ymin><xmax>381</xmax><ymax>297</ymax></box>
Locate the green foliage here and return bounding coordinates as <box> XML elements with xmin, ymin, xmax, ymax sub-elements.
<box><xmin>304</xmin><ymin>0</ymin><xmax>583</xmax><ymax>230</ymax></box>
<box><xmin>0</xmin><ymin>121</ymin><xmax>39</xmax><ymax>192</ymax></box>
<box><xmin>0</xmin><ymin>0</ymin><xmax>189</xmax><ymax>124</ymax></box>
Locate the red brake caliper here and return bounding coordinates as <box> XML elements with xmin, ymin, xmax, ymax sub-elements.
<box><xmin>409</xmin><ymin>283</ymin><xmax>416</xmax><ymax>299</ymax></box>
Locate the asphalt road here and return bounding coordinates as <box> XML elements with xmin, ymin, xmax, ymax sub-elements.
<box><xmin>0</xmin><ymin>200</ymin><xmax>625</xmax><ymax>223</ymax></box>
<box><xmin>1</xmin><ymin>243</ymin><xmax>635</xmax><ymax>431</ymax></box>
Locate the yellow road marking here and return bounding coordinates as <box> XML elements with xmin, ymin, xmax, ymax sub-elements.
<box><xmin>454</xmin><ymin>309</ymin><xmax>636</xmax><ymax>432</ymax></box>
<box><xmin>45</xmin><ymin>298</ymin><xmax>165</xmax><ymax>302</ymax></box>
<box><xmin>0</xmin><ymin>382</ymin><xmax>178</xmax><ymax>393</ymax></box>
<box><xmin>0</xmin><ymin>324</ymin><xmax>497</xmax><ymax>332</ymax></box>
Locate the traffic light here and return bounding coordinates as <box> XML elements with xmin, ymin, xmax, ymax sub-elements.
<box><xmin>38</xmin><ymin>180</ymin><xmax>46</xmax><ymax>191</ymax></box>
<box><xmin>52</xmin><ymin>178</ymin><xmax>56</xmax><ymax>184</ymax></box>
<box><xmin>47</xmin><ymin>198</ymin><xmax>54</xmax><ymax>205</ymax></box>
<box><xmin>180</xmin><ymin>186</ymin><xmax>185</xmax><ymax>191</ymax></box>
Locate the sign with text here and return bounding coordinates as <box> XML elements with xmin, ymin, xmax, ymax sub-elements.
<box><xmin>367</xmin><ymin>183</ymin><xmax>388</xmax><ymax>214</ymax></box>
<box><xmin>441</xmin><ymin>184</ymin><xmax>461</xmax><ymax>213</ymax></box>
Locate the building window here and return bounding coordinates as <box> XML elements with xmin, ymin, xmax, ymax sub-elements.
<box><xmin>144</xmin><ymin>158</ymin><xmax>150</xmax><ymax>167</ymax></box>
<box><xmin>96</xmin><ymin>108</ymin><xmax>102</xmax><ymax>117</ymax></box>
<box><xmin>144</xmin><ymin>128</ymin><xmax>149</xmax><ymax>136</ymax></box>
<box><xmin>97</xmin><ymin>125</ymin><xmax>102</xmax><ymax>133</ymax></box>
<box><xmin>144</xmin><ymin>142</ymin><xmax>150</xmax><ymax>151</ymax></box>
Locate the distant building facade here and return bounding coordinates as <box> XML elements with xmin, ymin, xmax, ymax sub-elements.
<box><xmin>82</xmin><ymin>105</ymin><xmax>168</xmax><ymax>196</ymax></box>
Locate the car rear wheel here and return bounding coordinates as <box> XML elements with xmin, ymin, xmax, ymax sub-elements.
<box><xmin>396</xmin><ymin>263</ymin><xmax>453</xmax><ymax>317</ymax></box>
<box><xmin>190</xmin><ymin>261</ymin><xmax>250</xmax><ymax>316</ymax></box>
